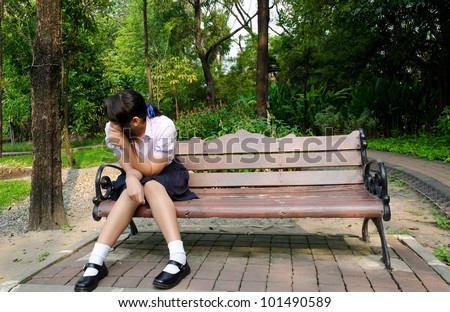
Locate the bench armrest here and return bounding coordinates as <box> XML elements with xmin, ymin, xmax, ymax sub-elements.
<box><xmin>363</xmin><ymin>159</ymin><xmax>391</xmax><ymax>221</ymax></box>
<box><xmin>92</xmin><ymin>163</ymin><xmax>125</xmax><ymax>205</ymax></box>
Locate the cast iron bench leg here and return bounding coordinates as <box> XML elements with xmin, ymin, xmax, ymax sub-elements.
<box><xmin>362</xmin><ymin>217</ymin><xmax>391</xmax><ymax>270</ymax></box>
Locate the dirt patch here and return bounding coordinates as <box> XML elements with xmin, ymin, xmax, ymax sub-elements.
<box><xmin>0</xmin><ymin>167</ymin><xmax>32</xmax><ymax>180</ymax></box>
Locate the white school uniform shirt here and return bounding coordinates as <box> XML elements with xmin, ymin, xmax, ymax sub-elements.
<box><xmin>105</xmin><ymin>115</ymin><xmax>176</xmax><ymax>166</ymax></box>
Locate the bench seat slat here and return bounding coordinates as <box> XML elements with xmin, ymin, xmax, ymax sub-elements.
<box><xmin>188</xmin><ymin>169</ymin><xmax>363</xmax><ymax>187</ymax></box>
<box><xmin>97</xmin><ymin>185</ymin><xmax>382</xmax><ymax>219</ymax></box>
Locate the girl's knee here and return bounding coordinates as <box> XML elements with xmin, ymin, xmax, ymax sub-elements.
<box><xmin>144</xmin><ymin>180</ymin><xmax>165</xmax><ymax>195</ymax></box>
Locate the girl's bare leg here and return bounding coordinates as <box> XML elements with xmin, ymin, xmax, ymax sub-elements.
<box><xmin>77</xmin><ymin>189</ymin><xmax>141</xmax><ymax>284</ymax></box>
<box><xmin>143</xmin><ymin>180</ymin><xmax>181</xmax><ymax>243</ymax></box>
<box><xmin>144</xmin><ymin>180</ymin><xmax>188</xmax><ymax>279</ymax></box>
<box><xmin>97</xmin><ymin>189</ymin><xmax>141</xmax><ymax>247</ymax></box>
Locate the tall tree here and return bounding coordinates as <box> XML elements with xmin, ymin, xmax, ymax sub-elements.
<box><xmin>29</xmin><ymin>0</ymin><xmax>67</xmax><ymax>230</ymax></box>
<box><xmin>189</xmin><ymin>0</ymin><xmax>256</xmax><ymax>106</ymax></box>
<box><xmin>256</xmin><ymin>0</ymin><xmax>269</xmax><ymax>118</ymax></box>
<box><xmin>191</xmin><ymin>0</ymin><xmax>215</xmax><ymax>106</ymax></box>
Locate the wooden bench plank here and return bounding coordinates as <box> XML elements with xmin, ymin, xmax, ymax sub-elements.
<box><xmin>188</xmin><ymin>169</ymin><xmax>363</xmax><ymax>187</ymax></box>
<box><xmin>97</xmin><ymin>191</ymin><xmax>382</xmax><ymax>219</ymax></box>
<box><xmin>190</xmin><ymin>184</ymin><xmax>367</xmax><ymax>196</ymax></box>
<box><xmin>178</xmin><ymin>150</ymin><xmax>362</xmax><ymax>171</ymax></box>
<box><xmin>176</xmin><ymin>130</ymin><xmax>361</xmax><ymax>155</ymax></box>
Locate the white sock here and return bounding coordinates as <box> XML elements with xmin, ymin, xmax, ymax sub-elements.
<box><xmin>163</xmin><ymin>240</ymin><xmax>186</xmax><ymax>274</ymax></box>
<box><xmin>83</xmin><ymin>243</ymin><xmax>110</xmax><ymax>277</ymax></box>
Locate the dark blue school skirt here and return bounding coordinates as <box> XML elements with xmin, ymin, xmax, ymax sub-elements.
<box><xmin>109</xmin><ymin>159</ymin><xmax>198</xmax><ymax>201</ymax></box>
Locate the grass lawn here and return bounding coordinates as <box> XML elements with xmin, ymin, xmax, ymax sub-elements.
<box><xmin>0</xmin><ymin>179</ymin><xmax>31</xmax><ymax>213</ymax></box>
<box><xmin>369</xmin><ymin>134</ymin><xmax>449</xmax><ymax>163</ymax></box>
<box><xmin>0</xmin><ymin>145</ymin><xmax>116</xmax><ymax>211</ymax></box>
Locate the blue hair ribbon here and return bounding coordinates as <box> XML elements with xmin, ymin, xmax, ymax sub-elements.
<box><xmin>146</xmin><ymin>103</ymin><xmax>156</xmax><ymax>118</ymax></box>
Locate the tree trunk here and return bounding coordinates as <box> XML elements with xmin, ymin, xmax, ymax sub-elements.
<box><xmin>193</xmin><ymin>0</ymin><xmax>215</xmax><ymax>106</ymax></box>
<box><xmin>256</xmin><ymin>0</ymin><xmax>269</xmax><ymax>118</ymax></box>
<box><xmin>143</xmin><ymin>0</ymin><xmax>154</xmax><ymax>104</ymax></box>
<box><xmin>29</xmin><ymin>0</ymin><xmax>67</xmax><ymax>231</ymax></box>
<box><xmin>199</xmin><ymin>52</ymin><xmax>215</xmax><ymax>107</ymax></box>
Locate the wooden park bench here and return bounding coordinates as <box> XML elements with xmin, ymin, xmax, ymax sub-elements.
<box><xmin>92</xmin><ymin>129</ymin><xmax>392</xmax><ymax>269</ymax></box>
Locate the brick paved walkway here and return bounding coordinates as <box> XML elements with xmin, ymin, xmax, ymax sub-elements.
<box><xmin>9</xmin><ymin>230</ymin><xmax>449</xmax><ymax>292</ymax></box>
<box><xmin>2</xmin><ymin>150</ymin><xmax>449</xmax><ymax>293</ymax></box>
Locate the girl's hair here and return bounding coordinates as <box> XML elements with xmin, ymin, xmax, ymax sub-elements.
<box><xmin>104</xmin><ymin>89</ymin><xmax>161</xmax><ymax>129</ymax></box>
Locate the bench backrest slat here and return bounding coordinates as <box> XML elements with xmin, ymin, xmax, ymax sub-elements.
<box><xmin>188</xmin><ymin>170</ymin><xmax>363</xmax><ymax>188</ymax></box>
<box><xmin>175</xmin><ymin>129</ymin><xmax>364</xmax><ymax>188</ymax></box>
<box><xmin>178</xmin><ymin>150</ymin><xmax>361</xmax><ymax>171</ymax></box>
<box><xmin>176</xmin><ymin>130</ymin><xmax>361</xmax><ymax>155</ymax></box>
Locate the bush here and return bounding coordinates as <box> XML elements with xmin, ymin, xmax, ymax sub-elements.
<box><xmin>268</xmin><ymin>83</ymin><xmax>351</xmax><ymax>134</ymax></box>
<box><xmin>175</xmin><ymin>101</ymin><xmax>301</xmax><ymax>140</ymax></box>
<box><xmin>437</xmin><ymin>106</ymin><xmax>450</xmax><ymax>136</ymax></box>
<box><xmin>349</xmin><ymin>76</ymin><xmax>437</xmax><ymax>136</ymax></box>
<box><xmin>314</xmin><ymin>106</ymin><xmax>378</xmax><ymax>136</ymax></box>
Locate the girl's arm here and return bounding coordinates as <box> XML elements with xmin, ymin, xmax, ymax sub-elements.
<box><xmin>109</xmin><ymin>125</ymin><xmax>166</xmax><ymax>177</ymax></box>
<box><xmin>120</xmin><ymin>136</ymin><xmax>166</xmax><ymax>177</ymax></box>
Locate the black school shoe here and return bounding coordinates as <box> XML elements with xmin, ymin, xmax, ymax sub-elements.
<box><xmin>74</xmin><ymin>262</ymin><xmax>108</xmax><ymax>292</ymax></box>
<box><xmin>153</xmin><ymin>260</ymin><xmax>191</xmax><ymax>289</ymax></box>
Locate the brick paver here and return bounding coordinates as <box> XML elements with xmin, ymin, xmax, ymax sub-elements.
<box><xmin>18</xmin><ymin>230</ymin><xmax>449</xmax><ymax>292</ymax></box>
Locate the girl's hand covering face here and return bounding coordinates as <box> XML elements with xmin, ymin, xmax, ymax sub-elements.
<box><xmin>108</xmin><ymin>123</ymin><xmax>127</xmax><ymax>149</ymax></box>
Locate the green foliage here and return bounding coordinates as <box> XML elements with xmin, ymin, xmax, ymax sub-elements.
<box><xmin>437</xmin><ymin>107</ymin><xmax>450</xmax><ymax>136</ymax></box>
<box><xmin>64</xmin><ymin>147</ymin><xmax>117</xmax><ymax>168</ymax></box>
<box><xmin>2</xmin><ymin>141</ymin><xmax>33</xmax><ymax>153</ymax></box>
<box><xmin>60</xmin><ymin>224</ymin><xmax>73</xmax><ymax>233</ymax></box>
<box><xmin>69</xmin><ymin>136</ymin><xmax>105</xmax><ymax>148</ymax></box>
<box><xmin>1</xmin><ymin>0</ymin><xmax>448</xmax><ymax>143</ymax></box>
<box><xmin>38</xmin><ymin>252</ymin><xmax>50</xmax><ymax>262</ymax></box>
<box><xmin>0</xmin><ymin>146</ymin><xmax>116</xmax><ymax>169</ymax></box>
<box><xmin>2</xmin><ymin>75</ymin><xmax>32</xmax><ymax>140</ymax></box>
<box><xmin>0</xmin><ymin>156</ymin><xmax>33</xmax><ymax>168</ymax></box>
<box><xmin>369</xmin><ymin>134</ymin><xmax>450</xmax><ymax>163</ymax></box>
<box><xmin>433</xmin><ymin>245</ymin><xmax>450</xmax><ymax>263</ymax></box>
<box><xmin>434</xmin><ymin>215</ymin><xmax>450</xmax><ymax>230</ymax></box>
<box><xmin>175</xmin><ymin>100</ymin><xmax>301</xmax><ymax>140</ymax></box>
<box><xmin>268</xmin><ymin>83</ymin><xmax>300</xmax><ymax>127</ymax></box>
<box><xmin>386</xmin><ymin>228</ymin><xmax>411</xmax><ymax>235</ymax></box>
<box><xmin>435</xmin><ymin>216</ymin><xmax>450</xmax><ymax>230</ymax></box>
<box><xmin>153</xmin><ymin>56</ymin><xmax>198</xmax><ymax>110</ymax></box>
<box><xmin>271</xmin><ymin>0</ymin><xmax>447</xmax><ymax>137</ymax></box>
<box><xmin>217</xmin><ymin>35</ymin><xmax>257</xmax><ymax>104</ymax></box>
<box><xmin>0</xmin><ymin>180</ymin><xmax>31</xmax><ymax>212</ymax></box>
<box><xmin>349</xmin><ymin>76</ymin><xmax>437</xmax><ymax>136</ymax></box>
<box><xmin>269</xmin><ymin>82</ymin><xmax>352</xmax><ymax>133</ymax></box>
<box><xmin>314</xmin><ymin>106</ymin><xmax>378</xmax><ymax>136</ymax></box>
